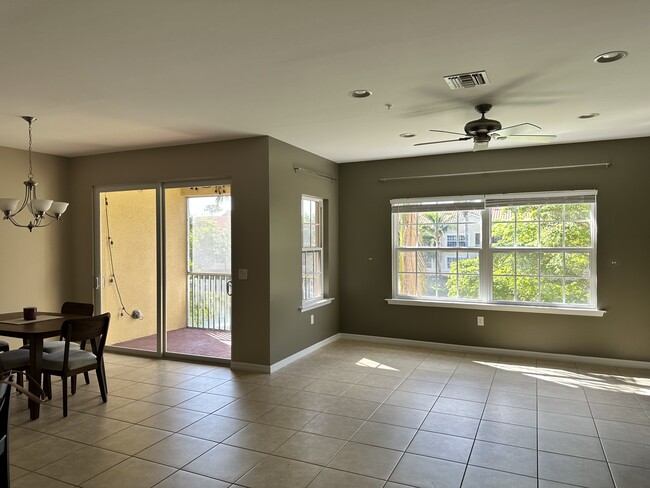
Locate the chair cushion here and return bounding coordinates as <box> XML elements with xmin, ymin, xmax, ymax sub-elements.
<box><xmin>0</xmin><ymin>349</ymin><xmax>30</xmax><ymax>371</ymax></box>
<box><xmin>20</xmin><ymin>341</ymin><xmax>81</xmax><ymax>354</ymax></box>
<box><xmin>41</xmin><ymin>349</ymin><xmax>97</xmax><ymax>372</ymax></box>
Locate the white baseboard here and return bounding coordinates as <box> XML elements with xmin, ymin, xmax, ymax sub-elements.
<box><xmin>235</xmin><ymin>332</ymin><xmax>650</xmax><ymax>374</ymax></box>
<box><xmin>339</xmin><ymin>333</ymin><xmax>650</xmax><ymax>370</ymax></box>
<box><xmin>230</xmin><ymin>333</ymin><xmax>341</xmax><ymax>374</ymax></box>
<box><xmin>270</xmin><ymin>333</ymin><xmax>341</xmax><ymax>373</ymax></box>
<box><xmin>230</xmin><ymin>362</ymin><xmax>270</xmax><ymax>373</ymax></box>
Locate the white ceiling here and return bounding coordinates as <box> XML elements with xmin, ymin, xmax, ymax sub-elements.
<box><xmin>0</xmin><ymin>0</ymin><xmax>648</xmax><ymax>163</ymax></box>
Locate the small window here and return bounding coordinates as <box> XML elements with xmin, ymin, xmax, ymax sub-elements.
<box><xmin>302</xmin><ymin>196</ymin><xmax>323</xmax><ymax>305</ymax></box>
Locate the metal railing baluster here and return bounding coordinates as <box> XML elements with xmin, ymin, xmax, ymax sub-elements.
<box><xmin>187</xmin><ymin>272</ymin><xmax>232</xmax><ymax>331</ymax></box>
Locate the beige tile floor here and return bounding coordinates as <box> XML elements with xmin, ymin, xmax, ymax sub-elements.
<box><xmin>7</xmin><ymin>340</ymin><xmax>650</xmax><ymax>487</ymax></box>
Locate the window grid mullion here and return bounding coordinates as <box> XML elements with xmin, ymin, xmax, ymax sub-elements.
<box><xmin>481</xmin><ymin>208</ymin><xmax>491</xmax><ymax>302</ymax></box>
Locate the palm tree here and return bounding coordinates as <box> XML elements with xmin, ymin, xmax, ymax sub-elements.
<box><xmin>418</xmin><ymin>212</ymin><xmax>453</xmax><ymax>296</ymax></box>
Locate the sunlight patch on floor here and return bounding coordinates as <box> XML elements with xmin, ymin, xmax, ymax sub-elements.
<box><xmin>355</xmin><ymin>357</ymin><xmax>399</xmax><ymax>371</ymax></box>
<box><xmin>475</xmin><ymin>360</ymin><xmax>650</xmax><ymax>396</ymax></box>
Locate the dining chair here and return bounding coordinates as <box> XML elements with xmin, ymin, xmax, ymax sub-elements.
<box><xmin>0</xmin><ymin>341</ymin><xmax>8</xmax><ymax>353</ymax></box>
<box><xmin>21</xmin><ymin>302</ymin><xmax>95</xmax><ymax>386</ymax></box>
<box><xmin>41</xmin><ymin>302</ymin><xmax>95</xmax><ymax>352</ymax></box>
<box><xmin>41</xmin><ymin>313</ymin><xmax>110</xmax><ymax>417</ymax></box>
<box><xmin>0</xmin><ymin>350</ymin><xmax>30</xmax><ymax>375</ymax></box>
<box><xmin>0</xmin><ymin>349</ymin><xmax>30</xmax><ymax>392</ymax></box>
<box><xmin>0</xmin><ymin>373</ymin><xmax>12</xmax><ymax>488</ymax></box>
<box><xmin>21</xmin><ymin>302</ymin><xmax>94</xmax><ymax>352</ymax></box>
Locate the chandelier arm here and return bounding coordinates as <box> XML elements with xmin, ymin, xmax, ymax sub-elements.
<box><xmin>5</xmin><ymin>215</ymin><xmax>37</xmax><ymax>229</ymax></box>
<box><xmin>10</xmin><ymin>184</ymin><xmax>32</xmax><ymax>218</ymax></box>
<box><xmin>34</xmin><ymin>217</ymin><xmax>57</xmax><ymax>227</ymax></box>
<box><xmin>43</xmin><ymin>212</ymin><xmax>63</xmax><ymax>221</ymax></box>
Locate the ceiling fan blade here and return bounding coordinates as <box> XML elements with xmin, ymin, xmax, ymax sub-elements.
<box><xmin>429</xmin><ymin>129</ymin><xmax>468</xmax><ymax>137</ymax></box>
<box><xmin>473</xmin><ymin>141</ymin><xmax>489</xmax><ymax>152</ymax></box>
<box><xmin>492</xmin><ymin>123</ymin><xmax>541</xmax><ymax>137</ymax></box>
<box><xmin>505</xmin><ymin>134</ymin><xmax>557</xmax><ymax>143</ymax></box>
<box><xmin>414</xmin><ymin>137</ymin><xmax>471</xmax><ymax>147</ymax></box>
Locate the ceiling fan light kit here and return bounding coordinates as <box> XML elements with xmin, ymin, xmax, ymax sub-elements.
<box><xmin>415</xmin><ymin>103</ymin><xmax>556</xmax><ymax>151</ymax></box>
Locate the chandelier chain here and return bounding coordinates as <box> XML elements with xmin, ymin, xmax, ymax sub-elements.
<box><xmin>27</xmin><ymin>118</ymin><xmax>34</xmax><ymax>179</ymax></box>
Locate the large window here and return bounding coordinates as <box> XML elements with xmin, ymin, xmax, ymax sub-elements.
<box><xmin>302</xmin><ymin>196</ymin><xmax>323</xmax><ymax>305</ymax></box>
<box><xmin>392</xmin><ymin>190</ymin><xmax>597</xmax><ymax>310</ymax></box>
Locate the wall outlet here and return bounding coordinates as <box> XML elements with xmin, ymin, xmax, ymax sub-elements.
<box><xmin>477</xmin><ymin>316</ymin><xmax>484</xmax><ymax>326</ymax></box>
<box><xmin>310</xmin><ymin>314</ymin><xmax>315</xmax><ymax>325</ymax></box>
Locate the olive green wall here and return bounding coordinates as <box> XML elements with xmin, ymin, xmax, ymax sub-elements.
<box><xmin>339</xmin><ymin>137</ymin><xmax>650</xmax><ymax>362</ymax></box>
<box><xmin>4</xmin><ymin>133</ymin><xmax>647</xmax><ymax>366</ymax></box>
<box><xmin>268</xmin><ymin>138</ymin><xmax>339</xmax><ymax>364</ymax></box>
<box><xmin>70</xmin><ymin>137</ymin><xmax>271</xmax><ymax>366</ymax></box>
<box><xmin>0</xmin><ymin>146</ymin><xmax>71</xmax><ymax>349</ymax></box>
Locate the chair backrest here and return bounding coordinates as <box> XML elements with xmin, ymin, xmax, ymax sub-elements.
<box><xmin>61</xmin><ymin>302</ymin><xmax>94</xmax><ymax>316</ymax></box>
<box><xmin>60</xmin><ymin>313</ymin><xmax>111</xmax><ymax>364</ymax></box>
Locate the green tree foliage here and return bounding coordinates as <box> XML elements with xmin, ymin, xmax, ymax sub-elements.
<box><xmin>445</xmin><ymin>203</ymin><xmax>592</xmax><ymax>304</ymax></box>
<box><xmin>187</xmin><ymin>196</ymin><xmax>232</xmax><ymax>328</ymax></box>
<box><xmin>446</xmin><ymin>257</ymin><xmax>480</xmax><ymax>299</ymax></box>
<box><xmin>189</xmin><ymin>197</ymin><xmax>232</xmax><ymax>273</ymax></box>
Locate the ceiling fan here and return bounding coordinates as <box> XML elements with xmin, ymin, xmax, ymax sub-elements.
<box><xmin>415</xmin><ymin>104</ymin><xmax>556</xmax><ymax>151</ymax></box>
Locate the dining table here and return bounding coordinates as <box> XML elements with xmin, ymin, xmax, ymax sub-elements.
<box><xmin>0</xmin><ymin>311</ymin><xmax>81</xmax><ymax>420</ymax></box>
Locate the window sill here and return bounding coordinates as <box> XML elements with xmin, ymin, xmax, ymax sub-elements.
<box><xmin>299</xmin><ymin>298</ymin><xmax>335</xmax><ymax>312</ymax></box>
<box><xmin>386</xmin><ymin>298</ymin><xmax>606</xmax><ymax>317</ymax></box>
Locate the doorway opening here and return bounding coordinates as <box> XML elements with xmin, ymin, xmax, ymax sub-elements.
<box><xmin>96</xmin><ymin>183</ymin><xmax>232</xmax><ymax>361</ymax></box>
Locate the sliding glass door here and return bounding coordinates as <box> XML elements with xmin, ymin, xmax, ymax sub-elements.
<box><xmin>164</xmin><ymin>184</ymin><xmax>232</xmax><ymax>360</ymax></box>
<box><xmin>96</xmin><ymin>187</ymin><xmax>159</xmax><ymax>353</ymax></box>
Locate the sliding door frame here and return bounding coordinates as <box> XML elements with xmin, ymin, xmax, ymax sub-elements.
<box><xmin>93</xmin><ymin>183</ymin><xmax>163</xmax><ymax>358</ymax></box>
<box><xmin>161</xmin><ymin>179</ymin><xmax>232</xmax><ymax>365</ymax></box>
<box><xmin>93</xmin><ymin>179</ymin><xmax>232</xmax><ymax>364</ymax></box>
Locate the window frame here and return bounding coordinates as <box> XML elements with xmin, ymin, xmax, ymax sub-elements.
<box><xmin>390</xmin><ymin>190</ymin><xmax>601</xmax><ymax>314</ymax></box>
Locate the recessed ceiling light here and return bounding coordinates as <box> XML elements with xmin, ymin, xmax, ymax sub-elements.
<box><xmin>348</xmin><ymin>89</ymin><xmax>372</xmax><ymax>98</ymax></box>
<box><xmin>399</xmin><ymin>133</ymin><xmax>416</xmax><ymax>138</ymax></box>
<box><xmin>594</xmin><ymin>51</ymin><xmax>628</xmax><ymax>63</ymax></box>
<box><xmin>578</xmin><ymin>113</ymin><xmax>600</xmax><ymax>119</ymax></box>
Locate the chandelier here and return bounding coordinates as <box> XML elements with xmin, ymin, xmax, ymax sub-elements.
<box><xmin>0</xmin><ymin>116</ymin><xmax>69</xmax><ymax>231</ymax></box>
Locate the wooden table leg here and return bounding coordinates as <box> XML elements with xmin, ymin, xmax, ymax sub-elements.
<box><xmin>27</xmin><ymin>338</ymin><xmax>43</xmax><ymax>420</ymax></box>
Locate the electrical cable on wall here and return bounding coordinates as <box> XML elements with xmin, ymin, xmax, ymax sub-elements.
<box><xmin>104</xmin><ymin>196</ymin><xmax>143</xmax><ymax>319</ymax></box>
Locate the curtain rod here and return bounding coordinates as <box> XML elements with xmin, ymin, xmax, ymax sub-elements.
<box><xmin>378</xmin><ymin>162</ymin><xmax>611</xmax><ymax>183</ymax></box>
<box><xmin>293</xmin><ymin>166</ymin><xmax>337</xmax><ymax>182</ymax></box>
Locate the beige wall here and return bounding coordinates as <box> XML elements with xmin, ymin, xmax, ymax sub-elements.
<box><xmin>165</xmin><ymin>188</ymin><xmax>188</xmax><ymax>332</ymax></box>
<box><xmin>339</xmin><ymin>137</ymin><xmax>650</xmax><ymax>362</ymax></box>
<box><xmin>70</xmin><ymin>137</ymin><xmax>270</xmax><ymax>365</ymax></box>
<box><xmin>268</xmin><ymin>138</ymin><xmax>339</xmax><ymax>363</ymax></box>
<box><xmin>99</xmin><ymin>189</ymin><xmax>158</xmax><ymax>345</ymax></box>
<box><xmin>0</xmin><ymin>146</ymin><xmax>72</xmax><ymax>348</ymax></box>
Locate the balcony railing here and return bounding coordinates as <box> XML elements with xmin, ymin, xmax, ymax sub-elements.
<box><xmin>188</xmin><ymin>272</ymin><xmax>231</xmax><ymax>331</ymax></box>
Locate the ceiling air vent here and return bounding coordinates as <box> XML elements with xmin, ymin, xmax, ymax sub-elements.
<box><xmin>443</xmin><ymin>71</ymin><xmax>490</xmax><ymax>89</ymax></box>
